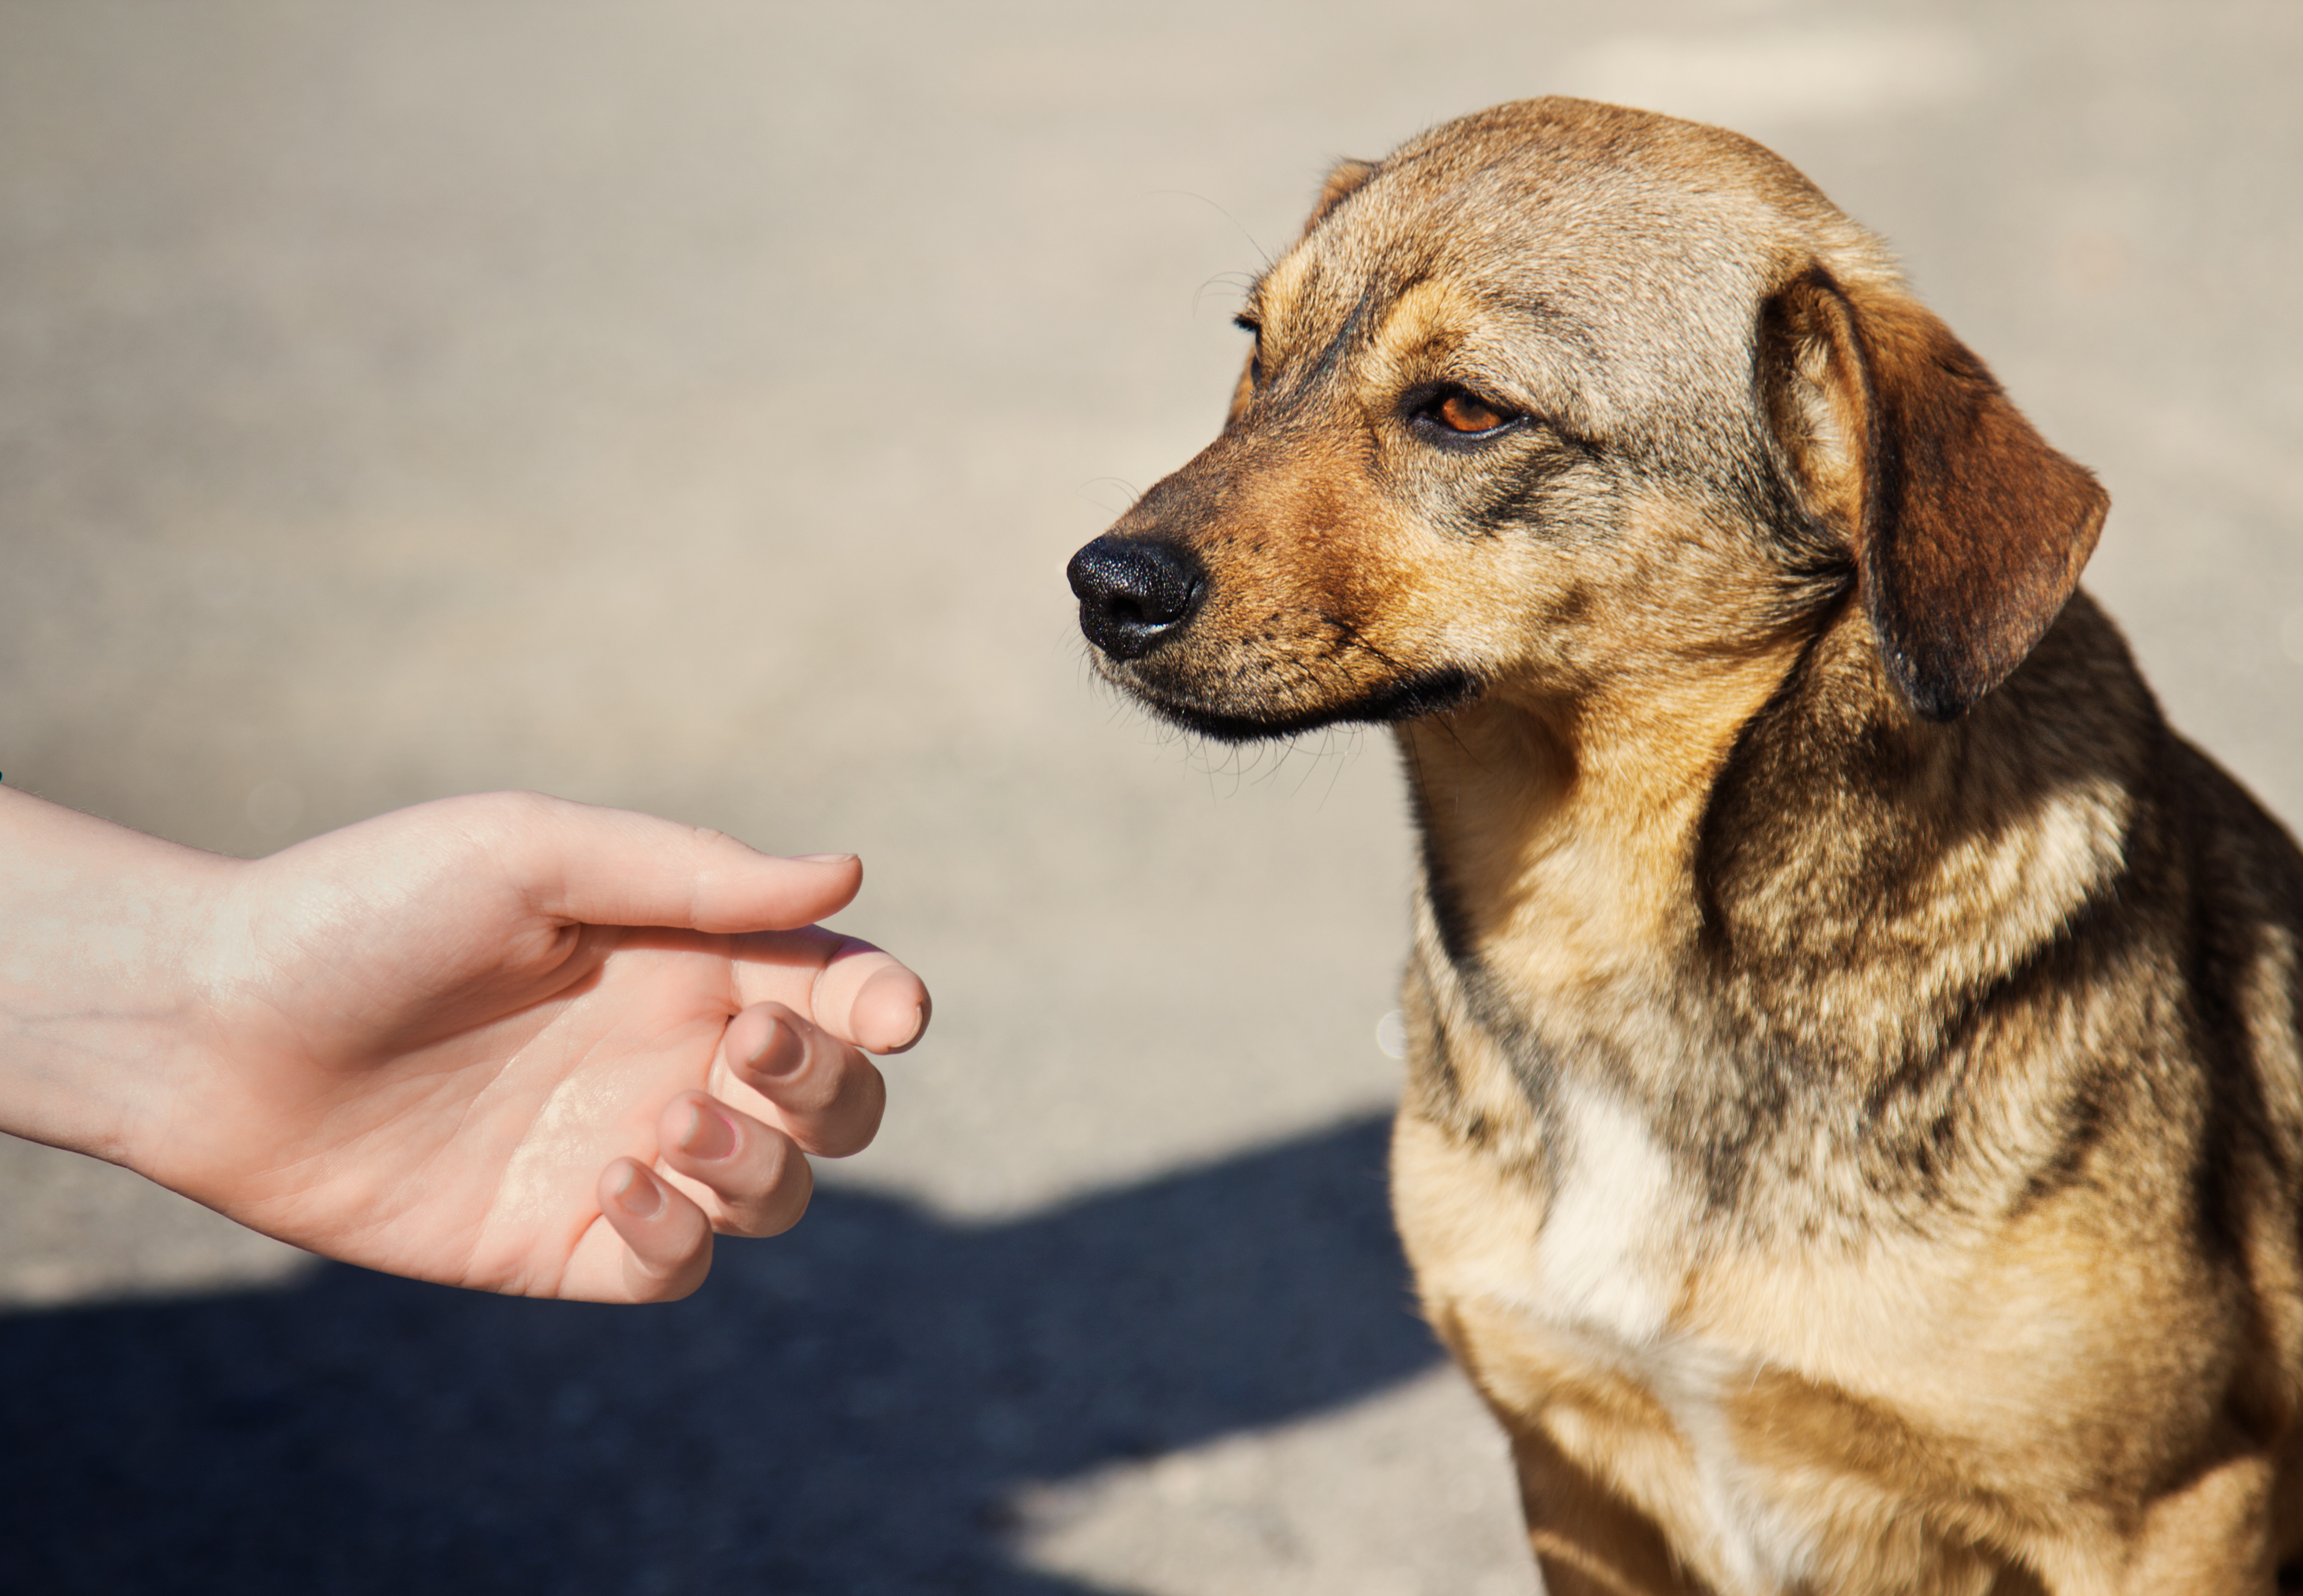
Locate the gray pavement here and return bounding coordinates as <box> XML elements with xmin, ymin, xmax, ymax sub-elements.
<box><xmin>1</xmin><ymin>2</ymin><xmax>2299</xmax><ymax>1591</ymax></box>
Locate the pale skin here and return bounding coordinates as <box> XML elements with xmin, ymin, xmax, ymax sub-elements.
<box><xmin>0</xmin><ymin>785</ymin><xmax>930</xmax><ymax>1303</ymax></box>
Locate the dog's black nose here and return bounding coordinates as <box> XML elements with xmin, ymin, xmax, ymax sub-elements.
<box><xmin>1067</xmin><ymin>535</ymin><xmax>1204</xmax><ymax>660</ymax></box>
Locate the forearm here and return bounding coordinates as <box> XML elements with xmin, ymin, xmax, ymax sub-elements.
<box><xmin>0</xmin><ymin>786</ymin><xmax>232</xmax><ymax>1166</ymax></box>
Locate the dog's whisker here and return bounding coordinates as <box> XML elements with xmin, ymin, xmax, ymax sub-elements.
<box><xmin>1074</xmin><ymin>476</ymin><xmax>1142</xmax><ymax>516</ymax></box>
<box><xmin>1144</xmin><ymin>188</ymin><xmax>1274</xmax><ymax>270</ymax></box>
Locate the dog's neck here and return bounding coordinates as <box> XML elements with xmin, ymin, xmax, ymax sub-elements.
<box><xmin>1394</xmin><ymin>596</ymin><xmax>2141</xmax><ymax>1088</ymax></box>
<box><xmin>1396</xmin><ymin>640</ymin><xmax>1805</xmax><ymax>995</ymax></box>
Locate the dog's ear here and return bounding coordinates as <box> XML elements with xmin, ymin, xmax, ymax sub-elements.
<box><xmin>1760</xmin><ymin>268</ymin><xmax>2108</xmax><ymax>721</ymax></box>
<box><xmin>1301</xmin><ymin>157</ymin><xmax>1378</xmax><ymax>235</ymax></box>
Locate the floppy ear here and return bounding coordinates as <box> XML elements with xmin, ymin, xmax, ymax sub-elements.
<box><xmin>1301</xmin><ymin>157</ymin><xmax>1378</xmax><ymax>235</ymax></box>
<box><xmin>1759</xmin><ymin>267</ymin><xmax>2108</xmax><ymax>721</ymax></box>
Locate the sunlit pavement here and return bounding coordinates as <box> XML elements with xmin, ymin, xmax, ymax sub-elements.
<box><xmin>3</xmin><ymin>5</ymin><xmax>2300</xmax><ymax>1591</ymax></box>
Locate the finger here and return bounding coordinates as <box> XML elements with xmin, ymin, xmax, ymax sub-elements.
<box><xmin>806</xmin><ymin>938</ymin><xmax>932</xmax><ymax>1054</ymax></box>
<box><xmin>471</xmin><ymin>792</ymin><xmax>867</xmax><ymax>932</ymax></box>
<box><xmin>723</xmin><ymin>1001</ymin><xmax>887</xmax><ymax>1157</ymax></box>
<box><xmin>658</xmin><ymin>1091</ymin><xmax>815</xmax><ymax>1238</ymax></box>
<box><xmin>597</xmin><ymin>1157</ymin><xmax>715</xmax><ymax>1302</ymax></box>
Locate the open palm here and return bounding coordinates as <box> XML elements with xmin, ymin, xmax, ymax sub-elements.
<box><xmin>133</xmin><ymin>795</ymin><xmax>927</xmax><ymax>1302</ymax></box>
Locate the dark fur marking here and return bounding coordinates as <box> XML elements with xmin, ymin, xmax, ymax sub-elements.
<box><xmin>1405</xmin><ymin>1007</ymin><xmax>1499</xmax><ymax>1153</ymax></box>
<box><xmin>1689</xmin><ymin>615</ymin><xmax>1846</xmax><ymax>958</ymax></box>
<box><xmin>1457</xmin><ymin>437</ymin><xmax>1588</xmax><ymax>540</ymax></box>
<box><xmin>1412</xmin><ymin>796</ymin><xmax>1480</xmax><ymax>973</ymax></box>
<box><xmin>2011</xmin><ymin>1079</ymin><xmax>2113</xmax><ymax>1216</ymax></box>
<box><xmin>1305</xmin><ymin>287</ymin><xmax>1374</xmax><ymax>392</ymax></box>
<box><xmin>2177</xmin><ymin>808</ymin><xmax>2278</xmax><ymax>1269</ymax></box>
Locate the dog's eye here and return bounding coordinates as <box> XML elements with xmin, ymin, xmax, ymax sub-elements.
<box><xmin>1412</xmin><ymin>387</ymin><xmax>1522</xmax><ymax>442</ymax></box>
<box><xmin>1235</xmin><ymin>314</ymin><xmax>1264</xmax><ymax>389</ymax></box>
<box><xmin>1436</xmin><ymin>394</ymin><xmax>1510</xmax><ymax>434</ymax></box>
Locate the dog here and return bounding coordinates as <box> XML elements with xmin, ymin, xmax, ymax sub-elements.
<box><xmin>1067</xmin><ymin>98</ymin><xmax>2303</xmax><ymax>1593</ymax></box>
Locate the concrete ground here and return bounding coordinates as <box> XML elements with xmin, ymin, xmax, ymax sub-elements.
<box><xmin>1</xmin><ymin>2</ymin><xmax>2298</xmax><ymax>1591</ymax></box>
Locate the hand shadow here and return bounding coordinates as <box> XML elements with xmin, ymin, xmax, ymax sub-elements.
<box><xmin>0</xmin><ymin>1113</ymin><xmax>1441</xmax><ymax>1595</ymax></box>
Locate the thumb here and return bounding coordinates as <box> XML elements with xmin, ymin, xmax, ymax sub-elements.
<box><xmin>462</xmin><ymin>793</ymin><xmax>867</xmax><ymax>931</ymax></box>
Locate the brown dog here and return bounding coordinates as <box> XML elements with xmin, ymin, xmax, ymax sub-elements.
<box><xmin>1067</xmin><ymin>98</ymin><xmax>2303</xmax><ymax>1593</ymax></box>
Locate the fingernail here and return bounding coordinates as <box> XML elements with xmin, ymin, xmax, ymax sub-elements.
<box><xmin>740</xmin><ymin>1012</ymin><xmax>778</xmax><ymax>1067</ymax></box>
<box><xmin>892</xmin><ymin>1001</ymin><xmax>927</xmax><ymax>1052</ymax></box>
<box><xmin>794</xmin><ymin>853</ymin><xmax>856</xmax><ymax>865</ymax></box>
<box><xmin>679</xmin><ymin>1102</ymin><xmax>738</xmax><ymax>1161</ymax></box>
<box><xmin>743</xmin><ymin>1012</ymin><xmax>805</xmax><ymax>1079</ymax></box>
<box><xmin>609</xmin><ymin>1162</ymin><xmax>664</xmax><ymax>1219</ymax></box>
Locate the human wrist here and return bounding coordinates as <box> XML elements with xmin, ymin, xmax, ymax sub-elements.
<box><xmin>0</xmin><ymin>787</ymin><xmax>238</xmax><ymax>1169</ymax></box>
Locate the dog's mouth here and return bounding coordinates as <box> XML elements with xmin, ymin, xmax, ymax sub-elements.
<box><xmin>1068</xmin><ymin>532</ymin><xmax>1481</xmax><ymax>742</ymax></box>
<box><xmin>1112</xmin><ymin>665</ymin><xmax>1482</xmax><ymax>744</ymax></box>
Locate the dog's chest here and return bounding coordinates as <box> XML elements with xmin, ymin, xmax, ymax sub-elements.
<box><xmin>1520</xmin><ymin>1080</ymin><xmax>1695</xmax><ymax>1342</ymax></box>
<box><xmin>1449</xmin><ymin>1082</ymin><xmax>1835</xmax><ymax>1590</ymax></box>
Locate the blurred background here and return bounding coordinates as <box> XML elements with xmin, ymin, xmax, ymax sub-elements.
<box><xmin>1</xmin><ymin>2</ymin><xmax>2298</xmax><ymax>1591</ymax></box>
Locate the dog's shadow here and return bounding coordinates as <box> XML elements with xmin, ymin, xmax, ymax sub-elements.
<box><xmin>0</xmin><ymin>1114</ymin><xmax>1439</xmax><ymax>1595</ymax></box>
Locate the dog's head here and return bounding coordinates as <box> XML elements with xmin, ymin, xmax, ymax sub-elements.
<box><xmin>1068</xmin><ymin>98</ymin><xmax>2106</xmax><ymax>738</ymax></box>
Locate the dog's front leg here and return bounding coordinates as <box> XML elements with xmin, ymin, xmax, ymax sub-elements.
<box><xmin>1507</xmin><ymin>1420</ymin><xmax>1708</xmax><ymax>1596</ymax></box>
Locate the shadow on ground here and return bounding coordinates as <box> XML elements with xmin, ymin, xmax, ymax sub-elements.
<box><xmin>0</xmin><ymin>1114</ymin><xmax>1436</xmax><ymax>1595</ymax></box>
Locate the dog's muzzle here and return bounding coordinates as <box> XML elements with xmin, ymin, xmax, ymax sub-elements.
<box><xmin>1067</xmin><ymin>535</ymin><xmax>1205</xmax><ymax>660</ymax></box>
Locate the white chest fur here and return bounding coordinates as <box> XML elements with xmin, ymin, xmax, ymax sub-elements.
<box><xmin>1496</xmin><ymin>1081</ymin><xmax>1828</xmax><ymax>1594</ymax></box>
<box><xmin>1527</xmin><ymin>1081</ymin><xmax>1689</xmax><ymax>1344</ymax></box>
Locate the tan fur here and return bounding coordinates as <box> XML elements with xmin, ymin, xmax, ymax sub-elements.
<box><xmin>1067</xmin><ymin>99</ymin><xmax>2303</xmax><ymax>1593</ymax></box>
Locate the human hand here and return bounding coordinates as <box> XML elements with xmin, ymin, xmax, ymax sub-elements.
<box><xmin>113</xmin><ymin>793</ymin><xmax>928</xmax><ymax>1302</ymax></box>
